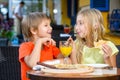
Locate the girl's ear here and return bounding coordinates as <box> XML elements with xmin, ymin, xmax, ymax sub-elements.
<box><xmin>30</xmin><ymin>27</ymin><xmax>37</xmax><ymax>35</ymax></box>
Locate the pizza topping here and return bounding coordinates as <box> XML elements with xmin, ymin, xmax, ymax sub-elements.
<box><xmin>94</xmin><ymin>40</ymin><xmax>108</xmax><ymax>54</ymax></box>
<box><xmin>54</xmin><ymin>64</ymin><xmax>93</xmax><ymax>70</ymax></box>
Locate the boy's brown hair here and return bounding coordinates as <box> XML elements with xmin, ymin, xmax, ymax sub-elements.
<box><xmin>21</xmin><ymin>12</ymin><xmax>50</xmax><ymax>41</ymax></box>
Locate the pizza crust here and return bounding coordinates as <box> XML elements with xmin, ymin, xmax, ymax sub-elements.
<box><xmin>94</xmin><ymin>40</ymin><xmax>108</xmax><ymax>54</ymax></box>
<box><xmin>41</xmin><ymin>64</ymin><xmax>94</xmax><ymax>74</ymax></box>
<box><xmin>94</xmin><ymin>40</ymin><xmax>107</xmax><ymax>49</ymax></box>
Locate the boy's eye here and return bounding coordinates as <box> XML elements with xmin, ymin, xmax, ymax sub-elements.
<box><xmin>45</xmin><ymin>24</ymin><xmax>48</xmax><ymax>27</ymax></box>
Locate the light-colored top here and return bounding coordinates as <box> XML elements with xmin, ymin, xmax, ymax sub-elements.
<box><xmin>81</xmin><ymin>41</ymin><xmax>119</xmax><ymax>64</ymax></box>
<box><xmin>14</xmin><ymin>5</ymin><xmax>24</xmax><ymax>18</ymax></box>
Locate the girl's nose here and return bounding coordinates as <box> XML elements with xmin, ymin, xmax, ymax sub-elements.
<box><xmin>75</xmin><ymin>25</ymin><xmax>78</xmax><ymax>30</ymax></box>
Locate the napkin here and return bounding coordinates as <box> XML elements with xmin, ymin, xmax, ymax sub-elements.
<box><xmin>60</xmin><ymin>33</ymin><xmax>71</xmax><ymax>37</ymax></box>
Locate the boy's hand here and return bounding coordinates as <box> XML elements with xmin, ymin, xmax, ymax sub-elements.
<box><xmin>36</xmin><ymin>38</ymin><xmax>56</xmax><ymax>46</ymax></box>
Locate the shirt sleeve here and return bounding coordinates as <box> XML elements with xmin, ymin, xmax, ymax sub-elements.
<box><xmin>14</xmin><ymin>6</ymin><xmax>19</xmax><ymax>14</ymax></box>
<box><xmin>19</xmin><ymin>42</ymin><xmax>33</xmax><ymax>62</ymax></box>
<box><xmin>107</xmin><ymin>41</ymin><xmax>119</xmax><ymax>56</ymax></box>
<box><xmin>52</xmin><ymin>46</ymin><xmax>60</xmax><ymax>58</ymax></box>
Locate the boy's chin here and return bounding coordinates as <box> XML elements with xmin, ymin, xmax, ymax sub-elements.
<box><xmin>47</xmin><ymin>35</ymin><xmax>51</xmax><ymax>38</ymax></box>
<box><xmin>39</xmin><ymin>35</ymin><xmax>51</xmax><ymax>38</ymax></box>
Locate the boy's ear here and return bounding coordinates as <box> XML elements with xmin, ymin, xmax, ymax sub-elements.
<box><xmin>30</xmin><ymin>27</ymin><xmax>37</xmax><ymax>34</ymax></box>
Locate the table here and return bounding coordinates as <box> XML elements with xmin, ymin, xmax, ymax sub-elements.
<box><xmin>27</xmin><ymin>68</ymin><xmax>120</xmax><ymax>80</ymax></box>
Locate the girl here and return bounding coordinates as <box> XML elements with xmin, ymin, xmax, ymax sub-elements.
<box><xmin>19</xmin><ymin>12</ymin><xmax>63</xmax><ymax>80</ymax></box>
<box><xmin>70</xmin><ymin>8</ymin><xmax>119</xmax><ymax>67</ymax></box>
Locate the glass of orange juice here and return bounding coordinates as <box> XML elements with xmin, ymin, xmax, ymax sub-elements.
<box><xmin>59</xmin><ymin>41</ymin><xmax>72</xmax><ymax>64</ymax></box>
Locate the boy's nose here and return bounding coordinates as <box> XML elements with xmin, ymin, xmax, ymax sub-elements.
<box><xmin>49</xmin><ymin>26</ymin><xmax>52</xmax><ymax>30</ymax></box>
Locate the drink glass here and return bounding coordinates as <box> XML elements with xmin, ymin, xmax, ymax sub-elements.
<box><xmin>59</xmin><ymin>41</ymin><xmax>72</xmax><ymax>64</ymax></box>
<box><xmin>63</xmin><ymin>25</ymin><xmax>71</xmax><ymax>34</ymax></box>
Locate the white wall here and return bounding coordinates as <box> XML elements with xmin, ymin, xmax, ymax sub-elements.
<box><xmin>110</xmin><ymin>0</ymin><xmax>120</xmax><ymax>13</ymax></box>
<box><xmin>53</xmin><ymin>0</ymin><xmax>61</xmax><ymax>25</ymax></box>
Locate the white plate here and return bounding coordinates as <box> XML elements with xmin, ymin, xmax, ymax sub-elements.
<box><xmin>32</xmin><ymin>60</ymin><xmax>60</xmax><ymax>70</ymax></box>
<box><xmin>32</xmin><ymin>65</ymin><xmax>45</xmax><ymax>70</ymax></box>
<box><xmin>84</xmin><ymin>64</ymin><xmax>109</xmax><ymax>68</ymax></box>
<box><xmin>43</xmin><ymin>60</ymin><xmax>60</xmax><ymax>65</ymax></box>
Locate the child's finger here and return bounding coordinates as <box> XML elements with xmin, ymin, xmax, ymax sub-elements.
<box><xmin>51</xmin><ymin>39</ymin><xmax>56</xmax><ymax>46</ymax></box>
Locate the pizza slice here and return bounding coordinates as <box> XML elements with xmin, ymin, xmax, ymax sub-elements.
<box><xmin>94</xmin><ymin>40</ymin><xmax>107</xmax><ymax>49</ymax></box>
<box><xmin>94</xmin><ymin>40</ymin><xmax>107</xmax><ymax>54</ymax></box>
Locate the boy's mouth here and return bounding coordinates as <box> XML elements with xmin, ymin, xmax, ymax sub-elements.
<box><xmin>48</xmin><ymin>31</ymin><xmax>52</xmax><ymax>34</ymax></box>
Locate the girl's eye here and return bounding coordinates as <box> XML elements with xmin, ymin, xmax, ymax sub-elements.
<box><xmin>76</xmin><ymin>20</ymin><xmax>83</xmax><ymax>26</ymax></box>
<box><xmin>79</xmin><ymin>21</ymin><xmax>83</xmax><ymax>25</ymax></box>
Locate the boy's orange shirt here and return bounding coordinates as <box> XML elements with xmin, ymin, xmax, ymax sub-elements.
<box><xmin>19</xmin><ymin>42</ymin><xmax>60</xmax><ymax>80</ymax></box>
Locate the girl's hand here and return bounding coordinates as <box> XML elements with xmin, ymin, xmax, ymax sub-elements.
<box><xmin>102</xmin><ymin>44</ymin><xmax>112</xmax><ymax>59</ymax></box>
<box><xmin>67</xmin><ymin>37</ymin><xmax>78</xmax><ymax>64</ymax></box>
<box><xmin>67</xmin><ymin>36</ymin><xmax>74</xmax><ymax>45</ymax></box>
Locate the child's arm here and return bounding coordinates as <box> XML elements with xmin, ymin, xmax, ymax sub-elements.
<box><xmin>67</xmin><ymin>37</ymin><xmax>78</xmax><ymax>64</ymax></box>
<box><xmin>57</xmin><ymin>53</ymin><xmax>64</xmax><ymax>58</ymax></box>
<box><xmin>102</xmin><ymin>44</ymin><xmax>117</xmax><ymax>67</ymax></box>
<box><xmin>24</xmin><ymin>38</ymin><xmax>55</xmax><ymax>68</ymax></box>
<box><xmin>70</xmin><ymin>44</ymin><xmax>78</xmax><ymax>64</ymax></box>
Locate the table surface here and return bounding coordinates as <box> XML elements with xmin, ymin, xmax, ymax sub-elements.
<box><xmin>27</xmin><ymin>68</ymin><xmax>120</xmax><ymax>80</ymax></box>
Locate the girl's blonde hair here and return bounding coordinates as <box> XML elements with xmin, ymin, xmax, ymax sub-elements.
<box><xmin>75</xmin><ymin>8</ymin><xmax>106</xmax><ymax>63</ymax></box>
<box><xmin>21</xmin><ymin>12</ymin><xmax>50</xmax><ymax>41</ymax></box>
